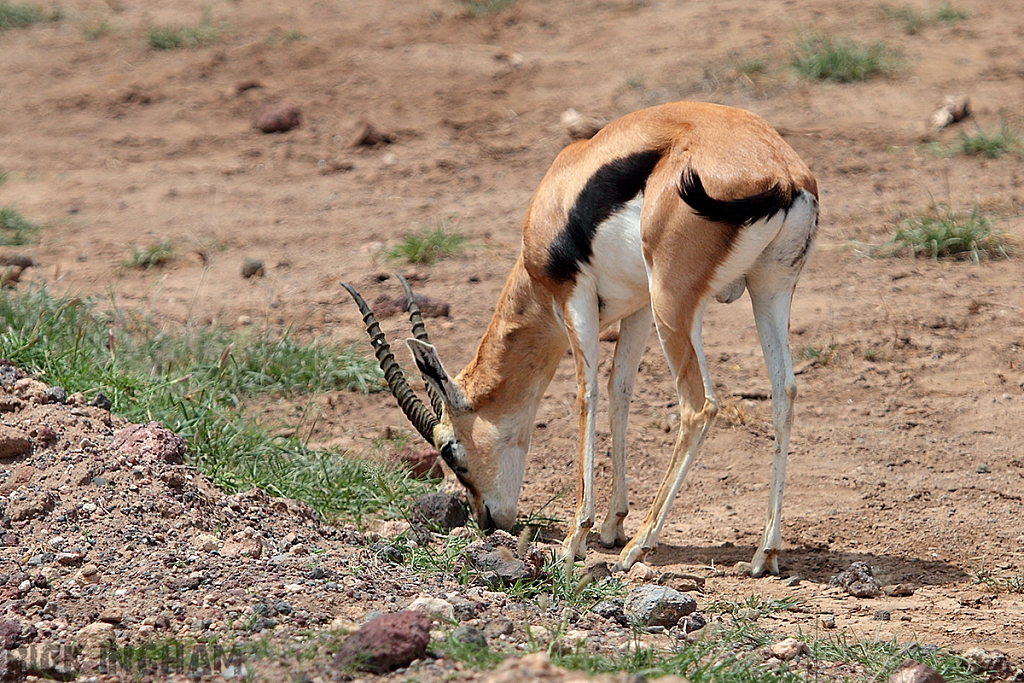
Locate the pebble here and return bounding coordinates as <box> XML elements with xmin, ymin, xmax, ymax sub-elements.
<box><xmin>626</xmin><ymin>561</ymin><xmax>657</xmax><ymax>581</ymax></box>
<box><xmin>769</xmin><ymin>637</ymin><xmax>809</xmax><ymax>661</ymax></box>
<box><xmin>623</xmin><ymin>585</ymin><xmax>697</xmax><ymax>627</ymax></box>
<box><xmin>409</xmin><ymin>596</ymin><xmax>455</xmax><ymax>621</ymax></box>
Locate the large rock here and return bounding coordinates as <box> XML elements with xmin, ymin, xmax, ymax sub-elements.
<box><xmin>112</xmin><ymin>422</ymin><xmax>186</xmax><ymax>465</ymax></box>
<box><xmin>411</xmin><ymin>492</ymin><xmax>468</xmax><ymax>530</ymax></box>
<box><xmin>334</xmin><ymin>611</ymin><xmax>431</xmax><ymax>674</ymax></box>
<box><xmin>75</xmin><ymin>622</ymin><xmax>115</xmax><ymax>658</ymax></box>
<box><xmin>623</xmin><ymin>585</ymin><xmax>696</xmax><ymax>627</ymax></box>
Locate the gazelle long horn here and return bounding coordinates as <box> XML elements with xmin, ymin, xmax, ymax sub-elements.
<box><xmin>395</xmin><ymin>273</ymin><xmax>445</xmax><ymax>420</ymax></box>
<box><xmin>341</xmin><ymin>282</ymin><xmax>439</xmax><ymax>446</ymax></box>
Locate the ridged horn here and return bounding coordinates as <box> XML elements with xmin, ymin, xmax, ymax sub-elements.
<box><xmin>341</xmin><ymin>282</ymin><xmax>439</xmax><ymax>446</ymax></box>
<box><xmin>395</xmin><ymin>273</ymin><xmax>445</xmax><ymax>420</ymax></box>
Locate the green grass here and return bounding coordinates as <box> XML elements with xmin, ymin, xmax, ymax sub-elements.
<box><xmin>147</xmin><ymin>13</ymin><xmax>220</xmax><ymax>50</ymax></box>
<box><xmin>0</xmin><ymin>171</ymin><xmax>8</xmax><ymax>186</ymax></box>
<box><xmin>883</xmin><ymin>1</ymin><xmax>969</xmax><ymax>33</ymax></box>
<box><xmin>928</xmin><ymin>123</ymin><xmax>1023</xmax><ymax>159</ymax></box>
<box><xmin>0</xmin><ymin>205</ymin><xmax>38</xmax><ymax>246</ymax></box>
<box><xmin>460</xmin><ymin>0</ymin><xmax>515</xmax><ymax>16</ymax></box>
<box><xmin>385</xmin><ymin>220</ymin><xmax>470</xmax><ymax>265</ymax></box>
<box><xmin>735</xmin><ymin>57</ymin><xmax>769</xmax><ymax>77</ymax></box>
<box><xmin>0</xmin><ymin>286</ymin><xmax>434</xmax><ymax>526</ymax></box>
<box><xmin>124</xmin><ymin>239</ymin><xmax>175</xmax><ymax>269</ymax></box>
<box><xmin>792</xmin><ymin>32</ymin><xmax>898</xmax><ymax>82</ymax></box>
<box><xmin>799</xmin><ymin>343</ymin><xmax>837</xmax><ymax>366</ymax></box>
<box><xmin>891</xmin><ymin>204</ymin><xmax>1009</xmax><ymax>262</ymax></box>
<box><xmin>0</xmin><ymin>1</ymin><xmax>42</xmax><ymax>29</ymax></box>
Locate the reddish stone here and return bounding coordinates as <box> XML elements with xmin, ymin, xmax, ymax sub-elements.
<box><xmin>251</xmin><ymin>101</ymin><xmax>301</xmax><ymax>133</ymax></box>
<box><xmin>334</xmin><ymin>611</ymin><xmax>431</xmax><ymax>674</ymax></box>
<box><xmin>112</xmin><ymin>422</ymin><xmax>186</xmax><ymax>465</ymax></box>
<box><xmin>390</xmin><ymin>447</ymin><xmax>443</xmax><ymax>479</ymax></box>
<box><xmin>889</xmin><ymin>660</ymin><xmax>947</xmax><ymax>683</ymax></box>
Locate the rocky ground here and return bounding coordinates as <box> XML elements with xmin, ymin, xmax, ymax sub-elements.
<box><xmin>0</xmin><ymin>368</ymin><xmax>1022</xmax><ymax>682</ymax></box>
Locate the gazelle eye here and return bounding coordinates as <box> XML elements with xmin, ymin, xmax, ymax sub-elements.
<box><xmin>439</xmin><ymin>442</ymin><xmax>455</xmax><ymax>465</ymax></box>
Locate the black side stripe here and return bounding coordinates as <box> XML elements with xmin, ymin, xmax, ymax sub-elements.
<box><xmin>679</xmin><ymin>166</ymin><xmax>793</xmax><ymax>226</ymax></box>
<box><xmin>546</xmin><ymin>150</ymin><xmax>662</xmax><ymax>282</ymax></box>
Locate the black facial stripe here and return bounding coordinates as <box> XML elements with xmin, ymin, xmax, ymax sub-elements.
<box><xmin>678</xmin><ymin>166</ymin><xmax>794</xmax><ymax>226</ymax></box>
<box><xmin>546</xmin><ymin>150</ymin><xmax>662</xmax><ymax>282</ymax></box>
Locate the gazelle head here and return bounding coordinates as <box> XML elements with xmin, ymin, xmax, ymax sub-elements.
<box><xmin>342</xmin><ymin>276</ymin><xmax>525</xmax><ymax>531</ymax></box>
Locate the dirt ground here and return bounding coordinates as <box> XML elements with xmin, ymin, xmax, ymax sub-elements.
<box><xmin>2</xmin><ymin>0</ymin><xmax>1024</xmax><ymax>669</ymax></box>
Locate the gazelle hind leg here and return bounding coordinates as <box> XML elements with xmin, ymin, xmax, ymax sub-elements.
<box><xmin>599</xmin><ymin>305</ymin><xmax>653</xmax><ymax>548</ymax></box>
<box><xmin>560</xmin><ymin>282</ymin><xmax>602</xmax><ymax>565</ymax></box>
<box><xmin>746</xmin><ymin>193</ymin><xmax>816</xmax><ymax>577</ymax></box>
<box><xmin>746</xmin><ymin>282</ymin><xmax>797</xmax><ymax>577</ymax></box>
<box><xmin>614</xmin><ymin>302</ymin><xmax>716</xmax><ymax>570</ymax></box>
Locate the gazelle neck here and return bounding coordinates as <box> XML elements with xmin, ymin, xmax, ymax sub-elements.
<box><xmin>456</xmin><ymin>256</ymin><xmax>568</xmax><ymax>429</ymax></box>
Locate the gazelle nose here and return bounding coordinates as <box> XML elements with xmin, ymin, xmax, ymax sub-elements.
<box><xmin>479</xmin><ymin>503</ymin><xmax>496</xmax><ymax>531</ymax></box>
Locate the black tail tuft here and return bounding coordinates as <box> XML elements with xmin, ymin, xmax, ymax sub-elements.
<box><xmin>679</xmin><ymin>166</ymin><xmax>793</xmax><ymax>226</ymax></box>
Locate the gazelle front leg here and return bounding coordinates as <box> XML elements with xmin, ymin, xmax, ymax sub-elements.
<box><xmin>615</xmin><ymin>304</ymin><xmax>717</xmax><ymax>571</ymax></box>
<box><xmin>599</xmin><ymin>305</ymin><xmax>653</xmax><ymax>547</ymax></box>
<box><xmin>560</xmin><ymin>284</ymin><xmax>602</xmax><ymax>564</ymax></box>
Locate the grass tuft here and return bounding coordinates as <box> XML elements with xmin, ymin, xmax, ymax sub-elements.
<box><xmin>0</xmin><ymin>205</ymin><xmax>39</xmax><ymax>246</ymax></box>
<box><xmin>385</xmin><ymin>219</ymin><xmax>470</xmax><ymax>265</ymax></box>
<box><xmin>792</xmin><ymin>31</ymin><xmax>898</xmax><ymax>82</ymax></box>
<box><xmin>883</xmin><ymin>1</ymin><xmax>969</xmax><ymax>33</ymax></box>
<box><xmin>124</xmin><ymin>239</ymin><xmax>175</xmax><ymax>269</ymax></box>
<box><xmin>460</xmin><ymin>0</ymin><xmax>515</xmax><ymax>16</ymax></box>
<box><xmin>147</xmin><ymin>12</ymin><xmax>220</xmax><ymax>50</ymax></box>
<box><xmin>0</xmin><ymin>1</ymin><xmax>42</xmax><ymax>29</ymax></box>
<box><xmin>81</xmin><ymin>18</ymin><xmax>113</xmax><ymax>40</ymax></box>
<box><xmin>928</xmin><ymin>122</ymin><xmax>1023</xmax><ymax>159</ymax></box>
<box><xmin>891</xmin><ymin>204</ymin><xmax>1009</xmax><ymax>262</ymax></box>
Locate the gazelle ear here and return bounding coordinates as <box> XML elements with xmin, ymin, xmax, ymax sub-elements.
<box><xmin>406</xmin><ymin>338</ymin><xmax>468</xmax><ymax>413</ymax></box>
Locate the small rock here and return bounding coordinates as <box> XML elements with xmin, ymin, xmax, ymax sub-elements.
<box><xmin>334</xmin><ymin>611</ymin><xmax>431</xmax><ymax>674</ymax></box>
<box><xmin>411</xmin><ymin>492</ymin><xmax>467</xmax><ymax>530</ymax></box>
<box><xmin>781</xmin><ymin>575</ymin><xmax>801</xmax><ymax>587</ymax></box>
<box><xmin>626</xmin><ymin>562</ymin><xmax>657</xmax><ymax>582</ymax></box>
<box><xmin>484</xmin><ymin>617</ymin><xmax>514</xmax><ymax>637</ymax></box>
<box><xmin>0</xmin><ymin>620</ymin><xmax>22</xmax><ymax>649</ymax></box>
<box><xmin>88</xmin><ymin>392</ymin><xmax>112</xmax><ymax>410</ymax></box>
<box><xmin>587</xmin><ymin>561</ymin><xmax>612</xmax><ymax>581</ymax></box>
<box><xmin>451</xmin><ymin>625</ymin><xmax>487</xmax><ymax>649</ymax></box>
<box><xmin>408</xmin><ymin>596</ymin><xmax>455</xmax><ymax>621</ymax></box>
<box><xmin>0</xmin><ymin>365</ymin><xmax>16</xmax><ymax>388</ymax></box>
<box><xmin>112</xmin><ymin>422</ymin><xmax>186</xmax><ymax>465</ymax></box>
<box><xmin>0</xmin><ymin>426</ymin><xmax>32</xmax><ymax>459</ymax></box>
<box><xmin>252</xmin><ymin>101</ymin><xmax>301</xmax><ymax>134</ymax></box>
<box><xmin>241</xmin><ymin>258</ymin><xmax>264</xmax><ymax>279</ymax></box>
<box><xmin>889</xmin><ymin>660</ymin><xmax>948</xmax><ymax>683</ymax></box>
<box><xmin>448</xmin><ymin>595</ymin><xmax>478</xmax><ymax>621</ymax></box>
<box><xmin>623</xmin><ymin>585</ymin><xmax>697</xmax><ymax>627</ymax></box>
<box><xmin>56</xmin><ymin>551</ymin><xmax>82</xmax><ymax>566</ymax></box>
<box><xmin>874</xmin><ymin>610</ymin><xmax>891</xmax><ymax>621</ymax></box>
<box><xmin>961</xmin><ymin>647</ymin><xmax>1008</xmax><ymax>674</ymax></box>
<box><xmin>44</xmin><ymin>386</ymin><xmax>67</xmax><ymax>404</ymax></box>
<box><xmin>13</xmin><ymin>378</ymin><xmax>47</xmax><ymax>403</ymax></box>
<box><xmin>769</xmin><ymin>637</ymin><xmax>809</xmax><ymax>661</ymax></box>
<box><xmin>98</xmin><ymin>608</ymin><xmax>122</xmax><ymax>624</ymax></box>
<box><xmin>678</xmin><ymin>612</ymin><xmax>707</xmax><ymax>634</ymax></box>
<box><xmin>819</xmin><ymin>614</ymin><xmax>836</xmax><ymax>629</ymax></box>
<box><xmin>7</xmin><ymin>491</ymin><xmax>55</xmax><ymax>521</ymax></box>
<box><xmin>75</xmin><ymin>622</ymin><xmax>116</xmax><ymax>658</ymax></box>
<box><xmin>221</xmin><ymin>537</ymin><xmax>263</xmax><ymax>559</ymax></box>
<box><xmin>883</xmin><ymin>583</ymin><xmax>916</xmax><ymax>597</ymax></box>
<box><xmin>735</xmin><ymin>607</ymin><xmax>761</xmax><ymax>621</ymax></box>
<box><xmin>591</xmin><ymin>599</ymin><xmax>627</xmax><ymax>626</ymax></box>
<box><xmin>831</xmin><ymin>561</ymin><xmax>882</xmax><ymax>598</ymax></box>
